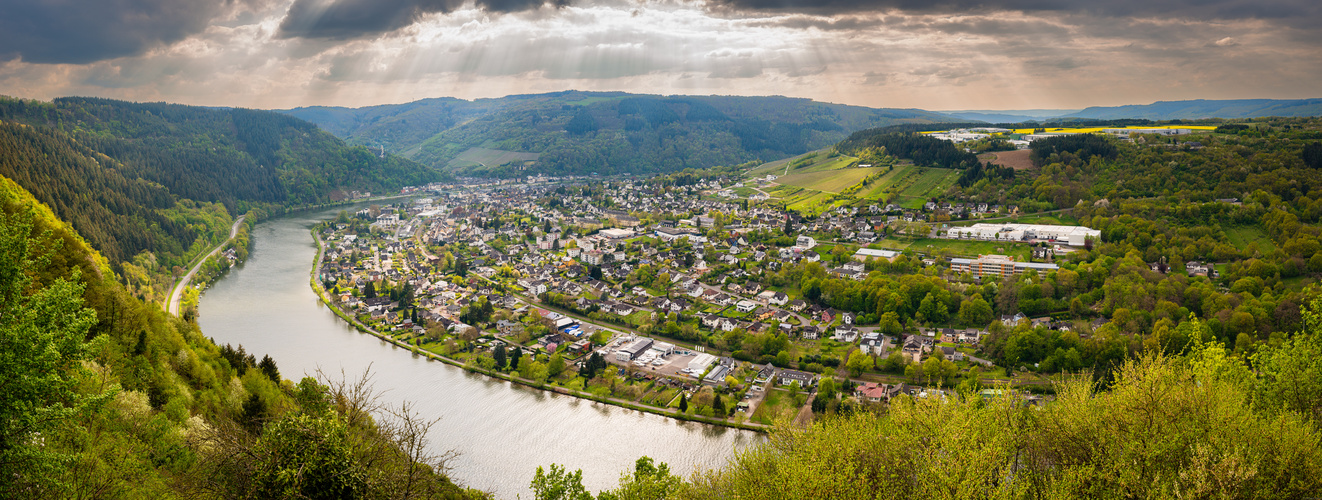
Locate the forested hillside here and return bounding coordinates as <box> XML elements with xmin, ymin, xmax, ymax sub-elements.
<box><xmin>280</xmin><ymin>91</ymin><xmax>958</xmax><ymax>177</ymax></box>
<box><xmin>0</xmin><ymin>176</ymin><xmax>484</xmax><ymax>499</ymax></box>
<box><xmin>0</xmin><ymin>97</ymin><xmax>441</xmax><ymax>210</ymax></box>
<box><xmin>0</xmin><ymin>96</ymin><xmax>441</xmax><ymax>298</ymax></box>
<box><xmin>1066</xmin><ymin>98</ymin><xmax>1322</xmax><ymax>120</ymax></box>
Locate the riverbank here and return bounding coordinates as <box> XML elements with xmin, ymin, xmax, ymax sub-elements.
<box><xmin>166</xmin><ymin>214</ymin><xmax>249</xmax><ymax>316</ymax></box>
<box><xmin>307</xmin><ymin>227</ymin><xmax>768</xmax><ymax>433</ymax></box>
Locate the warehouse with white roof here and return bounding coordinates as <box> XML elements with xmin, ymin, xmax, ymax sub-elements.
<box><xmin>947</xmin><ymin>223</ymin><xmax>1099</xmax><ymax>246</ymax></box>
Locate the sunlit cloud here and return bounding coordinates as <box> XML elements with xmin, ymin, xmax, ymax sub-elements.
<box><xmin>0</xmin><ymin>0</ymin><xmax>1318</xmax><ymax>110</ymax></box>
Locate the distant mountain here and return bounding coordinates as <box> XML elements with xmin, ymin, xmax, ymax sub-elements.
<box><xmin>1063</xmin><ymin>99</ymin><xmax>1322</xmax><ymax>120</ymax></box>
<box><xmin>937</xmin><ymin>109</ymin><xmax>1080</xmax><ymax>123</ymax></box>
<box><xmin>278</xmin><ymin>91</ymin><xmax>959</xmax><ymax>177</ymax></box>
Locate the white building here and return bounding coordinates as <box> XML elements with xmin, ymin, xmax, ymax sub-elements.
<box><xmin>854</xmin><ymin>248</ymin><xmax>901</xmax><ymax>261</ymax></box>
<box><xmin>947</xmin><ymin>223</ymin><xmax>1099</xmax><ymax>247</ymax></box>
<box><xmin>688</xmin><ymin>353</ymin><xmax>716</xmax><ymax>373</ymax></box>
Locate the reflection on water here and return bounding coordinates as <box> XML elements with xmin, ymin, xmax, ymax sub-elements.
<box><xmin>198</xmin><ymin>207</ymin><xmax>760</xmax><ymax>499</ymax></box>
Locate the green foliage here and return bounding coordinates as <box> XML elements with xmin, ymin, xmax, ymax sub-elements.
<box><xmin>531</xmin><ymin>463</ymin><xmax>594</xmax><ymax>500</ymax></box>
<box><xmin>845</xmin><ymin>349</ymin><xmax>872</xmax><ymax>377</ymax></box>
<box><xmin>1251</xmin><ymin>296</ymin><xmax>1322</xmax><ymax>422</ymax></box>
<box><xmin>679</xmin><ymin>343</ymin><xmax>1322</xmax><ymax>499</ymax></box>
<box><xmin>0</xmin><ymin>208</ymin><xmax>111</xmax><ymax>495</ymax></box>
<box><xmin>1028</xmin><ymin>133</ymin><xmax>1119</xmax><ymax>167</ymax></box>
<box><xmin>957</xmin><ymin>295</ymin><xmax>993</xmax><ymax>327</ymax></box>
<box><xmin>0</xmin><ymin>121</ymin><xmax>190</xmax><ymax>264</ymax></box>
<box><xmin>0</xmin><ymin>168</ymin><xmax>480</xmax><ymax>498</ymax></box>
<box><xmin>836</xmin><ymin>130</ymin><xmax>979</xmax><ymax>169</ymax></box>
<box><xmin>598</xmin><ymin>457</ymin><xmax>683</xmax><ymax>500</ymax></box>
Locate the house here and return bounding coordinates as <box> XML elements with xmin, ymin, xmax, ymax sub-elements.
<box><xmin>938</xmin><ymin>346</ymin><xmax>965</xmax><ymax>361</ymax></box>
<box><xmin>832</xmin><ymin>326</ymin><xmax>859</xmax><ymax>342</ymax></box>
<box><xmin>736</xmin><ymin>300</ymin><xmax>758</xmax><ymax>313</ymax></box>
<box><xmin>860</xmin><ymin>337</ymin><xmax>886</xmax><ymax>355</ymax></box>
<box><xmin>855</xmin><ymin>382</ymin><xmax>890</xmax><ymax>402</ymax></box>
<box><xmin>700</xmin><ymin>314</ymin><xmax>721</xmax><ymax>329</ymax></box>
<box><xmin>758</xmin><ymin>290</ymin><xmax>789</xmax><ymax>306</ymax></box>
<box><xmin>820</xmin><ymin>308</ymin><xmax>837</xmax><ymax>324</ymax></box>
<box><xmin>778</xmin><ymin>369</ymin><xmax>818</xmax><ymax>387</ymax></box>
<box><xmin>754</xmin><ymin>363</ymin><xmax>777</xmax><ymax>384</ymax></box>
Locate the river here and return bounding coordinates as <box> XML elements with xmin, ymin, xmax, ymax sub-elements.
<box><xmin>197</xmin><ymin>206</ymin><xmax>761</xmax><ymax>499</ymax></box>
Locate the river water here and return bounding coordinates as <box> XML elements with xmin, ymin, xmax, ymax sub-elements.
<box><xmin>197</xmin><ymin>206</ymin><xmax>761</xmax><ymax>499</ymax></box>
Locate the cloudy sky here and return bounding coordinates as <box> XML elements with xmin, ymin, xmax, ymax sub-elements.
<box><xmin>0</xmin><ymin>0</ymin><xmax>1318</xmax><ymax>111</ymax></box>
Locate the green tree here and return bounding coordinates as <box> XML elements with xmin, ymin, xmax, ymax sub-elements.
<box><xmin>509</xmin><ymin>346</ymin><xmax>522</xmax><ymax>371</ymax></box>
<box><xmin>258</xmin><ymin>354</ymin><xmax>281</xmax><ymax>383</ymax></box>
<box><xmin>958</xmin><ymin>295</ymin><xmax>994</xmax><ymax>327</ymax></box>
<box><xmin>548</xmin><ymin>353</ymin><xmax>566</xmax><ymax>377</ymax></box>
<box><xmin>1252</xmin><ymin>297</ymin><xmax>1322</xmax><ymax>422</ymax></box>
<box><xmin>846</xmin><ymin>349</ymin><xmax>872</xmax><ymax>377</ymax></box>
<box><xmin>877</xmin><ymin>311</ymin><xmax>903</xmax><ymax>335</ymax></box>
<box><xmin>0</xmin><ymin>210</ymin><xmax>107</xmax><ymax>494</ymax></box>
<box><xmin>494</xmin><ymin>345</ymin><xmax>507</xmax><ymax>370</ymax></box>
<box><xmin>678</xmin><ymin>393</ymin><xmax>688</xmax><ymax>413</ymax></box>
<box><xmin>918</xmin><ymin>292</ymin><xmax>948</xmax><ymax>324</ymax></box>
<box><xmin>712</xmin><ymin>393</ymin><xmax>726</xmax><ymax>417</ymax></box>
<box><xmin>598</xmin><ymin>457</ymin><xmax>682</xmax><ymax>500</ymax></box>
<box><xmin>530</xmin><ymin>463</ymin><xmax>593</xmax><ymax>500</ymax></box>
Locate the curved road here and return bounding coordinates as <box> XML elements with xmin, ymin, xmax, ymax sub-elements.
<box><xmin>167</xmin><ymin>215</ymin><xmax>246</xmax><ymax>316</ymax></box>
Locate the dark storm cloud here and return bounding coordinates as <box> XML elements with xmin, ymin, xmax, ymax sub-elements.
<box><xmin>277</xmin><ymin>0</ymin><xmax>569</xmax><ymax>39</ymax></box>
<box><xmin>708</xmin><ymin>0</ymin><xmax>1322</xmax><ymax>24</ymax></box>
<box><xmin>0</xmin><ymin>0</ymin><xmax>250</xmax><ymax>64</ymax></box>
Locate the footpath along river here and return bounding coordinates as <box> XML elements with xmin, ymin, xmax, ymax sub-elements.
<box><xmin>197</xmin><ymin>205</ymin><xmax>761</xmax><ymax>499</ymax></box>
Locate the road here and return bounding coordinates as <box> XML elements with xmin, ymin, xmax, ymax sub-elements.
<box><xmin>167</xmin><ymin>215</ymin><xmax>246</xmax><ymax>316</ymax></box>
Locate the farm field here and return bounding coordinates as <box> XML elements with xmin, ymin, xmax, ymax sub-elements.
<box><xmin>1005</xmin><ymin>125</ymin><xmax>1218</xmax><ymax>134</ymax></box>
<box><xmin>777</xmin><ymin>166</ymin><xmax>886</xmax><ymax>193</ymax></box>
<box><xmin>978</xmin><ymin>149</ymin><xmax>1035</xmax><ymax>170</ymax></box>
<box><xmin>898</xmin><ymin>168</ymin><xmax>959</xmax><ymax>199</ymax></box>
<box><xmin>748</xmin><ymin>148</ymin><xmax>847</xmax><ymax>176</ymax></box>
<box><xmin>760</xmin><ymin>160</ymin><xmax>961</xmax><ymax>215</ymax></box>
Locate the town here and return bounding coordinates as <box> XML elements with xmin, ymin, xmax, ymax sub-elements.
<box><xmin>312</xmin><ymin>176</ymin><xmax>1112</xmax><ymax>424</ymax></box>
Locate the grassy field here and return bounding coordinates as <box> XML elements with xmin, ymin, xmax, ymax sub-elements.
<box><xmin>749</xmin><ymin>149</ymin><xmax>855</xmax><ymax>177</ymax></box>
<box><xmin>754</xmin><ymin>150</ymin><xmax>962</xmax><ymax>216</ymax></box>
<box><xmin>876</xmin><ymin>237</ymin><xmax>1032</xmax><ymax>260</ymax></box>
<box><xmin>446</xmin><ymin>147</ymin><xmax>540</xmax><ymax>168</ymax></box>
<box><xmin>899</xmin><ymin>168</ymin><xmax>959</xmax><ymax>199</ymax></box>
<box><xmin>1224</xmin><ymin>225</ymin><xmax>1277</xmax><ymax>253</ymax></box>
<box><xmin>948</xmin><ymin>212</ymin><xmax>1080</xmax><ymax>226</ymax></box>
<box><xmin>778</xmin><ymin>167</ymin><xmax>886</xmax><ymax>193</ymax></box>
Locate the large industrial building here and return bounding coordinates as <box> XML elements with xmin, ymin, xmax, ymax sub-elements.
<box><xmin>946</xmin><ymin>223</ymin><xmax>1100</xmax><ymax>247</ymax></box>
<box><xmin>950</xmin><ymin>254</ymin><xmax>1059</xmax><ymax>278</ymax></box>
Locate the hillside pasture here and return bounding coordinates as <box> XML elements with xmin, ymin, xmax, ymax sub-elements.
<box><xmin>778</xmin><ymin>166</ymin><xmax>886</xmax><ymax>194</ymax></box>
<box><xmin>1224</xmin><ymin>225</ymin><xmax>1277</xmax><ymax>253</ymax></box>
<box><xmin>899</xmin><ymin>168</ymin><xmax>959</xmax><ymax>199</ymax></box>
<box><xmin>877</xmin><ymin>237</ymin><xmax>1032</xmax><ymax>260</ymax></box>
<box><xmin>446</xmin><ymin>147</ymin><xmax>540</xmax><ymax>169</ymax></box>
